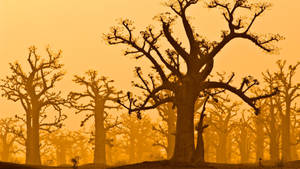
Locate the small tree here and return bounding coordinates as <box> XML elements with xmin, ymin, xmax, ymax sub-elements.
<box><xmin>118</xmin><ymin>113</ymin><xmax>158</xmax><ymax>164</ymax></box>
<box><xmin>68</xmin><ymin>70</ymin><xmax>122</xmax><ymax>166</ymax></box>
<box><xmin>0</xmin><ymin>118</ymin><xmax>24</xmax><ymax>162</ymax></box>
<box><xmin>152</xmin><ymin>91</ymin><xmax>176</xmax><ymax>159</ymax></box>
<box><xmin>1</xmin><ymin>46</ymin><xmax>67</xmax><ymax>164</ymax></box>
<box><xmin>105</xmin><ymin>0</ymin><xmax>281</xmax><ymax>162</ymax></box>
<box><xmin>209</xmin><ymin>96</ymin><xmax>240</xmax><ymax>163</ymax></box>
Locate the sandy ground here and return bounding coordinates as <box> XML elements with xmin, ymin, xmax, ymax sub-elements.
<box><xmin>1</xmin><ymin>160</ymin><xmax>300</xmax><ymax>169</ymax></box>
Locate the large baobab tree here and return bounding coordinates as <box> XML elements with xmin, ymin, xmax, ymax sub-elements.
<box><xmin>68</xmin><ymin>70</ymin><xmax>122</xmax><ymax>166</ymax></box>
<box><xmin>0</xmin><ymin>46</ymin><xmax>67</xmax><ymax>165</ymax></box>
<box><xmin>105</xmin><ymin>0</ymin><xmax>281</xmax><ymax>163</ymax></box>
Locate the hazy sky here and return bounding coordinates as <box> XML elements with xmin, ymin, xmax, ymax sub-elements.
<box><xmin>0</xmin><ymin>0</ymin><xmax>299</xmax><ymax>129</ymax></box>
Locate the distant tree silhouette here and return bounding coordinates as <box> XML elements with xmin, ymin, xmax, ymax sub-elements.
<box><xmin>275</xmin><ymin>61</ymin><xmax>300</xmax><ymax>162</ymax></box>
<box><xmin>251</xmin><ymin>85</ymin><xmax>279</xmax><ymax>163</ymax></box>
<box><xmin>70</xmin><ymin>130</ymin><xmax>94</xmax><ymax>164</ymax></box>
<box><xmin>203</xmin><ymin>114</ymin><xmax>216</xmax><ymax>162</ymax></box>
<box><xmin>208</xmin><ymin>96</ymin><xmax>240</xmax><ymax>163</ymax></box>
<box><xmin>118</xmin><ymin>113</ymin><xmax>159</xmax><ymax>164</ymax></box>
<box><xmin>234</xmin><ymin>112</ymin><xmax>253</xmax><ymax>163</ymax></box>
<box><xmin>0</xmin><ymin>46</ymin><xmax>67</xmax><ymax>165</ymax></box>
<box><xmin>0</xmin><ymin>118</ymin><xmax>24</xmax><ymax>162</ymax></box>
<box><xmin>252</xmin><ymin>95</ymin><xmax>266</xmax><ymax>163</ymax></box>
<box><xmin>152</xmin><ymin>91</ymin><xmax>176</xmax><ymax>159</ymax></box>
<box><xmin>105</xmin><ymin>0</ymin><xmax>281</xmax><ymax>163</ymax></box>
<box><xmin>44</xmin><ymin>129</ymin><xmax>92</xmax><ymax>165</ymax></box>
<box><xmin>264</xmin><ymin>60</ymin><xmax>300</xmax><ymax>162</ymax></box>
<box><xmin>88</xmin><ymin>116</ymin><xmax>123</xmax><ymax>165</ymax></box>
<box><xmin>46</xmin><ymin>130</ymin><xmax>74</xmax><ymax>165</ymax></box>
<box><xmin>68</xmin><ymin>70</ymin><xmax>122</xmax><ymax>166</ymax></box>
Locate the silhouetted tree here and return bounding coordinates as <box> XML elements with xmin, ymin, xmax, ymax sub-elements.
<box><xmin>203</xmin><ymin>114</ymin><xmax>217</xmax><ymax>162</ymax></box>
<box><xmin>234</xmin><ymin>112</ymin><xmax>253</xmax><ymax>163</ymax></box>
<box><xmin>68</xmin><ymin>130</ymin><xmax>94</xmax><ymax>165</ymax></box>
<box><xmin>0</xmin><ymin>118</ymin><xmax>24</xmax><ymax>162</ymax></box>
<box><xmin>248</xmin><ymin>87</ymin><xmax>267</xmax><ymax>162</ymax></box>
<box><xmin>273</xmin><ymin>60</ymin><xmax>300</xmax><ymax>161</ymax></box>
<box><xmin>255</xmin><ymin>73</ymin><xmax>280</xmax><ymax>163</ymax></box>
<box><xmin>46</xmin><ymin>130</ymin><xmax>74</xmax><ymax>165</ymax></box>
<box><xmin>254</xmin><ymin>107</ymin><xmax>265</xmax><ymax>162</ymax></box>
<box><xmin>0</xmin><ymin>46</ymin><xmax>67</xmax><ymax>164</ymax></box>
<box><xmin>68</xmin><ymin>70</ymin><xmax>122</xmax><ymax>166</ymax></box>
<box><xmin>193</xmin><ymin>96</ymin><xmax>209</xmax><ymax>163</ymax></box>
<box><xmin>105</xmin><ymin>0</ymin><xmax>281</xmax><ymax>162</ymax></box>
<box><xmin>88</xmin><ymin>115</ymin><xmax>123</xmax><ymax>165</ymax></box>
<box><xmin>209</xmin><ymin>96</ymin><xmax>240</xmax><ymax>163</ymax></box>
<box><xmin>152</xmin><ymin>91</ymin><xmax>176</xmax><ymax>159</ymax></box>
<box><xmin>118</xmin><ymin>113</ymin><xmax>158</xmax><ymax>164</ymax></box>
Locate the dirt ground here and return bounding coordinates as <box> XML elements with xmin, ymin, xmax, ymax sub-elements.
<box><xmin>1</xmin><ymin>160</ymin><xmax>300</xmax><ymax>169</ymax></box>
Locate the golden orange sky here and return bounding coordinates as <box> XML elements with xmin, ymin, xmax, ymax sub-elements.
<box><xmin>0</xmin><ymin>0</ymin><xmax>299</xmax><ymax>129</ymax></box>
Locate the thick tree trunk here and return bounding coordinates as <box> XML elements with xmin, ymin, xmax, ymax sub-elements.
<box><xmin>239</xmin><ymin>132</ymin><xmax>250</xmax><ymax>163</ymax></box>
<box><xmin>1</xmin><ymin>137</ymin><xmax>9</xmax><ymax>161</ymax></box>
<box><xmin>26</xmin><ymin>105</ymin><xmax>41</xmax><ymax>165</ymax></box>
<box><xmin>269</xmin><ymin>100</ymin><xmax>280</xmax><ymax>163</ymax></box>
<box><xmin>281</xmin><ymin>102</ymin><xmax>291</xmax><ymax>162</ymax></box>
<box><xmin>167</xmin><ymin>104</ymin><xmax>176</xmax><ymax>160</ymax></box>
<box><xmin>94</xmin><ymin>101</ymin><xmax>106</xmax><ymax>166</ymax></box>
<box><xmin>171</xmin><ymin>86</ymin><xmax>196</xmax><ymax>163</ymax></box>
<box><xmin>193</xmin><ymin>130</ymin><xmax>204</xmax><ymax>163</ymax></box>
<box><xmin>216</xmin><ymin>133</ymin><xmax>227</xmax><ymax>163</ymax></box>
<box><xmin>270</xmin><ymin>133</ymin><xmax>280</xmax><ymax>163</ymax></box>
<box><xmin>31</xmin><ymin>108</ymin><xmax>41</xmax><ymax>165</ymax></box>
<box><xmin>255</xmin><ymin>115</ymin><xmax>264</xmax><ymax>162</ymax></box>
<box><xmin>25</xmin><ymin>112</ymin><xmax>33</xmax><ymax>164</ymax></box>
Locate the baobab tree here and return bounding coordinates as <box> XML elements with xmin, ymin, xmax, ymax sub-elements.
<box><xmin>0</xmin><ymin>46</ymin><xmax>67</xmax><ymax>164</ymax></box>
<box><xmin>255</xmin><ymin>74</ymin><xmax>281</xmax><ymax>163</ymax></box>
<box><xmin>46</xmin><ymin>130</ymin><xmax>74</xmax><ymax>165</ymax></box>
<box><xmin>0</xmin><ymin>118</ymin><xmax>24</xmax><ymax>162</ymax></box>
<box><xmin>209</xmin><ymin>97</ymin><xmax>240</xmax><ymax>163</ymax></box>
<box><xmin>234</xmin><ymin>112</ymin><xmax>253</xmax><ymax>163</ymax></box>
<box><xmin>152</xmin><ymin>113</ymin><xmax>171</xmax><ymax>159</ymax></box>
<box><xmin>105</xmin><ymin>0</ymin><xmax>281</xmax><ymax>163</ymax></box>
<box><xmin>152</xmin><ymin>91</ymin><xmax>176</xmax><ymax>159</ymax></box>
<box><xmin>68</xmin><ymin>70</ymin><xmax>122</xmax><ymax>166</ymax></box>
<box><xmin>118</xmin><ymin>113</ymin><xmax>157</xmax><ymax>164</ymax></box>
<box><xmin>274</xmin><ymin>60</ymin><xmax>300</xmax><ymax>162</ymax></box>
<box><xmin>152</xmin><ymin>91</ymin><xmax>208</xmax><ymax>160</ymax></box>
<box><xmin>248</xmin><ymin>87</ymin><xmax>267</xmax><ymax>162</ymax></box>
